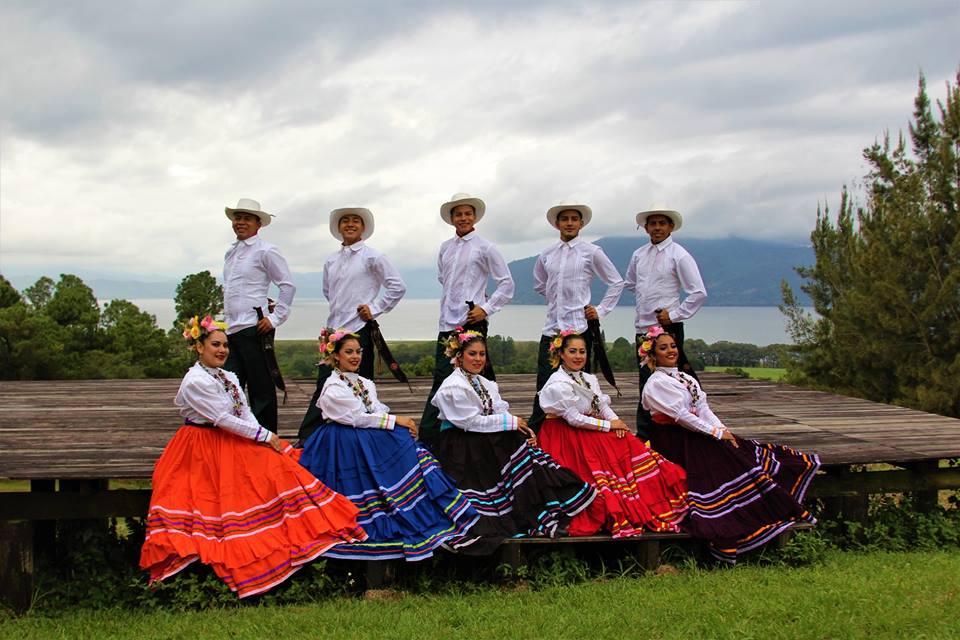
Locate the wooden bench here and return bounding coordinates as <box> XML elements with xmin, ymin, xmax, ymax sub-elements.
<box><xmin>4</xmin><ymin>373</ymin><xmax>960</xmax><ymax>612</ymax></box>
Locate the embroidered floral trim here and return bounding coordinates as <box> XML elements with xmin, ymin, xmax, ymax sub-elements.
<box><xmin>336</xmin><ymin>368</ymin><xmax>373</xmax><ymax>412</ymax></box>
<box><xmin>465</xmin><ymin>372</ymin><xmax>494</xmax><ymax>416</ymax></box>
<box><xmin>201</xmin><ymin>364</ymin><xmax>244</xmax><ymax>418</ymax></box>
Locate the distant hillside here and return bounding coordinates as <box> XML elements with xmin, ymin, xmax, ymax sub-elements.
<box><xmin>6</xmin><ymin>237</ymin><xmax>812</xmax><ymax>306</ymax></box>
<box><xmin>508</xmin><ymin>236</ymin><xmax>813</xmax><ymax>306</ymax></box>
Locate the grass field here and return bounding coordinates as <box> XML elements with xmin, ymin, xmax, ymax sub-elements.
<box><xmin>704</xmin><ymin>366</ymin><xmax>787</xmax><ymax>381</ymax></box>
<box><xmin>4</xmin><ymin>550</ymin><xmax>958</xmax><ymax>639</ymax></box>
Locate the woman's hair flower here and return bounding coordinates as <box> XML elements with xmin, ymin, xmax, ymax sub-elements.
<box><xmin>318</xmin><ymin>328</ymin><xmax>358</xmax><ymax>365</ymax></box>
<box><xmin>443</xmin><ymin>328</ymin><xmax>484</xmax><ymax>364</ymax></box>
<box><xmin>548</xmin><ymin>329</ymin><xmax>580</xmax><ymax>368</ymax></box>
<box><xmin>637</xmin><ymin>325</ymin><xmax>668</xmax><ymax>368</ymax></box>
<box><xmin>181</xmin><ymin>314</ymin><xmax>227</xmax><ymax>346</ymax></box>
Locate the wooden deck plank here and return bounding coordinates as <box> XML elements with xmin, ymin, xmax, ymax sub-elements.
<box><xmin>2</xmin><ymin>372</ymin><xmax>960</xmax><ymax>479</ymax></box>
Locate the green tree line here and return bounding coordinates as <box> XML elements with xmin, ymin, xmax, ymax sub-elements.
<box><xmin>781</xmin><ymin>70</ymin><xmax>959</xmax><ymax>418</ymax></box>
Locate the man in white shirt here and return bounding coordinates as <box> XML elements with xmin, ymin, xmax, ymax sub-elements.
<box><xmin>298</xmin><ymin>207</ymin><xmax>407</xmax><ymax>441</ymax></box>
<box><xmin>419</xmin><ymin>192</ymin><xmax>515</xmax><ymax>444</ymax></box>
<box><xmin>529</xmin><ymin>201</ymin><xmax>625</xmax><ymax>429</ymax></box>
<box><xmin>625</xmin><ymin>203</ymin><xmax>707</xmax><ymax>437</ymax></box>
<box><xmin>222</xmin><ymin>198</ymin><xmax>296</xmax><ymax>433</ymax></box>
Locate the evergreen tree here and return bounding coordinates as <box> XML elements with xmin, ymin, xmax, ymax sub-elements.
<box><xmin>781</xmin><ymin>70</ymin><xmax>960</xmax><ymax>418</ymax></box>
<box><xmin>173</xmin><ymin>271</ymin><xmax>223</xmax><ymax>326</ymax></box>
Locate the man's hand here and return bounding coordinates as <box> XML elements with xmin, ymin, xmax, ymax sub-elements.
<box><xmin>466</xmin><ymin>305</ymin><xmax>487</xmax><ymax>324</ymax></box>
<box><xmin>655</xmin><ymin>308</ymin><xmax>672</xmax><ymax>325</ymax></box>
<box><xmin>357</xmin><ymin>304</ymin><xmax>374</xmax><ymax>321</ymax></box>
<box><xmin>584</xmin><ymin>305</ymin><xmax>599</xmax><ymax>321</ymax></box>
<box><xmin>256</xmin><ymin>317</ymin><xmax>274</xmax><ymax>334</ymax></box>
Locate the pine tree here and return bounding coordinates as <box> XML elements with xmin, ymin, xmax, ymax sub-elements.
<box><xmin>781</xmin><ymin>70</ymin><xmax>960</xmax><ymax>418</ymax></box>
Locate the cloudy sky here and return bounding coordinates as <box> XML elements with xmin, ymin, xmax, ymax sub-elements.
<box><xmin>1</xmin><ymin>0</ymin><xmax>957</xmax><ymax>282</ymax></box>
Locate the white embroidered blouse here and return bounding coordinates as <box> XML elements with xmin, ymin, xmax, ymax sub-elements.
<box><xmin>538</xmin><ymin>368</ymin><xmax>618</xmax><ymax>432</ymax></box>
<box><xmin>174</xmin><ymin>362</ymin><xmax>271</xmax><ymax>443</ymax></box>
<box><xmin>641</xmin><ymin>367</ymin><xmax>727</xmax><ymax>439</ymax></box>
<box><xmin>431</xmin><ymin>368</ymin><xmax>520</xmax><ymax>433</ymax></box>
<box><xmin>318</xmin><ymin>370</ymin><xmax>396</xmax><ymax>430</ymax></box>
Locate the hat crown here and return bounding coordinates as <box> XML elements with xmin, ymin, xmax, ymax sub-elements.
<box><xmin>449</xmin><ymin>192</ymin><xmax>473</xmax><ymax>201</ymax></box>
<box><xmin>234</xmin><ymin>198</ymin><xmax>261</xmax><ymax>212</ymax></box>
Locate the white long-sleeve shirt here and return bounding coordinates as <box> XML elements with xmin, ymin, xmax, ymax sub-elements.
<box><xmin>319</xmin><ymin>370</ymin><xmax>396</xmax><ymax>430</ymax></box>
<box><xmin>223</xmin><ymin>235</ymin><xmax>296</xmax><ymax>334</ymax></box>
<box><xmin>533</xmin><ymin>237</ymin><xmax>625</xmax><ymax>335</ymax></box>
<box><xmin>323</xmin><ymin>242</ymin><xmax>406</xmax><ymax>333</ymax></box>
<box><xmin>437</xmin><ymin>231</ymin><xmax>515</xmax><ymax>331</ymax></box>
<box><xmin>624</xmin><ymin>237</ymin><xmax>706</xmax><ymax>331</ymax></box>
<box><xmin>641</xmin><ymin>367</ymin><xmax>726</xmax><ymax>439</ymax></box>
<box><xmin>538</xmin><ymin>368</ymin><xmax>618</xmax><ymax>432</ymax></box>
<box><xmin>431</xmin><ymin>368</ymin><xmax>519</xmax><ymax>433</ymax></box>
<box><xmin>174</xmin><ymin>362</ymin><xmax>271</xmax><ymax>443</ymax></box>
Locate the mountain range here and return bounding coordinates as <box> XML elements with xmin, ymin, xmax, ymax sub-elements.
<box><xmin>7</xmin><ymin>236</ymin><xmax>813</xmax><ymax>306</ymax></box>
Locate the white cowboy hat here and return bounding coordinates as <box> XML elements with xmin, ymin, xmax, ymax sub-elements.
<box><xmin>440</xmin><ymin>192</ymin><xmax>486</xmax><ymax>225</ymax></box>
<box><xmin>329</xmin><ymin>207</ymin><xmax>375</xmax><ymax>241</ymax></box>
<box><xmin>225</xmin><ymin>198</ymin><xmax>273</xmax><ymax>227</ymax></box>
<box><xmin>546</xmin><ymin>201</ymin><xmax>593</xmax><ymax>229</ymax></box>
<box><xmin>636</xmin><ymin>202</ymin><xmax>682</xmax><ymax>230</ymax></box>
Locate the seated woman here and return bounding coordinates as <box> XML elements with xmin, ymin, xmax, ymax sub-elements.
<box><xmin>430</xmin><ymin>329</ymin><xmax>596</xmax><ymax>554</ymax></box>
<box><xmin>538</xmin><ymin>331</ymin><xmax>689</xmax><ymax>537</ymax></box>
<box><xmin>141</xmin><ymin>316</ymin><xmax>366</xmax><ymax>598</ymax></box>
<box><xmin>298</xmin><ymin>329</ymin><xmax>479</xmax><ymax>561</ymax></box>
<box><xmin>640</xmin><ymin>326</ymin><xmax>820</xmax><ymax>563</ymax></box>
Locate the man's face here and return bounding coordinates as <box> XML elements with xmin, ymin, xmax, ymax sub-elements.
<box><xmin>451</xmin><ymin>204</ymin><xmax>477</xmax><ymax>236</ymax></box>
<box><xmin>556</xmin><ymin>210</ymin><xmax>584</xmax><ymax>242</ymax></box>
<box><xmin>232</xmin><ymin>212</ymin><xmax>262</xmax><ymax>240</ymax></box>
<box><xmin>643</xmin><ymin>214</ymin><xmax>674</xmax><ymax>245</ymax></box>
<box><xmin>338</xmin><ymin>214</ymin><xmax>365</xmax><ymax>245</ymax></box>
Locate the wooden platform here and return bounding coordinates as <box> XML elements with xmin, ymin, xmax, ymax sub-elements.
<box><xmin>2</xmin><ymin>372</ymin><xmax>959</xmax><ymax>480</ymax></box>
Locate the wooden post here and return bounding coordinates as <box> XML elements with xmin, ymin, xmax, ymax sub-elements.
<box><xmin>364</xmin><ymin>560</ymin><xmax>398</xmax><ymax>590</ymax></box>
<box><xmin>820</xmin><ymin>466</ymin><xmax>869</xmax><ymax>525</ymax></box>
<box><xmin>904</xmin><ymin>461</ymin><xmax>940</xmax><ymax>512</ymax></box>
<box><xmin>636</xmin><ymin>539</ymin><xmax>661</xmax><ymax>571</ymax></box>
<box><xmin>0</xmin><ymin>520</ymin><xmax>34</xmax><ymax>614</ymax></box>
<box><xmin>30</xmin><ymin>480</ymin><xmax>56</xmax><ymax>564</ymax></box>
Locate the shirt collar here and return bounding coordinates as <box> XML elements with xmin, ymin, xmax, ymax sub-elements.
<box><xmin>560</xmin><ymin>236</ymin><xmax>584</xmax><ymax>249</ymax></box>
<box><xmin>342</xmin><ymin>240</ymin><xmax>365</xmax><ymax>253</ymax></box>
<box><xmin>455</xmin><ymin>230</ymin><xmax>477</xmax><ymax>242</ymax></box>
<box><xmin>651</xmin><ymin>236</ymin><xmax>674</xmax><ymax>252</ymax></box>
<box><xmin>232</xmin><ymin>235</ymin><xmax>260</xmax><ymax>248</ymax></box>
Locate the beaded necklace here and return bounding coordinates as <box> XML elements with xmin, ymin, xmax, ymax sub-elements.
<box><xmin>663</xmin><ymin>369</ymin><xmax>701</xmax><ymax>407</ymax></box>
<box><xmin>564</xmin><ymin>368</ymin><xmax>603</xmax><ymax>417</ymax></box>
<box><xmin>200</xmin><ymin>364</ymin><xmax>243</xmax><ymax>418</ymax></box>
<box><xmin>465</xmin><ymin>371</ymin><xmax>494</xmax><ymax>415</ymax></box>
<box><xmin>336</xmin><ymin>368</ymin><xmax>373</xmax><ymax>412</ymax></box>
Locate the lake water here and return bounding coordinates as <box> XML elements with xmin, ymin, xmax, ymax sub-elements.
<box><xmin>125</xmin><ymin>298</ymin><xmax>800</xmax><ymax>346</ymax></box>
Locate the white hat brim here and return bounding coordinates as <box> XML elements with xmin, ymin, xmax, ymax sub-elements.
<box><xmin>440</xmin><ymin>196</ymin><xmax>486</xmax><ymax>225</ymax></box>
<box><xmin>636</xmin><ymin>208</ymin><xmax>682</xmax><ymax>231</ymax></box>
<box><xmin>330</xmin><ymin>208</ymin><xmax>375</xmax><ymax>240</ymax></box>
<box><xmin>225</xmin><ymin>207</ymin><xmax>273</xmax><ymax>227</ymax></box>
<box><xmin>546</xmin><ymin>203</ymin><xmax>592</xmax><ymax>229</ymax></box>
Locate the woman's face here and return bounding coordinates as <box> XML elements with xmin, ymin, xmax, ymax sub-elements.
<box><xmin>460</xmin><ymin>340</ymin><xmax>487</xmax><ymax>375</ymax></box>
<box><xmin>197</xmin><ymin>330</ymin><xmax>229</xmax><ymax>368</ymax></box>
<box><xmin>335</xmin><ymin>338</ymin><xmax>362</xmax><ymax>373</ymax></box>
<box><xmin>559</xmin><ymin>337</ymin><xmax>588</xmax><ymax>372</ymax></box>
<box><xmin>653</xmin><ymin>335</ymin><xmax>679</xmax><ymax>367</ymax></box>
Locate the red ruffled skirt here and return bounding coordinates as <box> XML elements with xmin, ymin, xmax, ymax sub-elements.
<box><xmin>539</xmin><ymin>417</ymin><xmax>689</xmax><ymax>537</ymax></box>
<box><xmin>140</xmin><ymin>425</ymin><xmax>366</xmax><ymax>598</ymax></box>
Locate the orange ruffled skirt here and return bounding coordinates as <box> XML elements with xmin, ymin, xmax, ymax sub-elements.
<box><xmin>140</xmin><ymin>425</ymin><xmax>366</xmax><ymax>598</ymax></box>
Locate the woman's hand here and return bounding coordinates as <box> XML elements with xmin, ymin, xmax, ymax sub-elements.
<box><xmin>517</xmin><ymin>418</ymin><xmax>538</xmax><ymax>447</ymax></box>
<box><xmin>720</xmin><ymin>429</ymin><xmax>738</xmax><ymax>447</ymax></box>
<box><xmin>396</xmin><ymin>416</ymin><xmax>419</xmax><ymax>439</ymax></box>
<box><xmin>265</xmin><ymin>432</ymin><xmax>282</xmax><ymax>452</ymax></box>
<box><xmin>610</xmin><ymin>419</ymin><xmax>630</xmax><ymax>439</ymax></box>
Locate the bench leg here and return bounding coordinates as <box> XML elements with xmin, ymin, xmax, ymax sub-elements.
<box><xmin>499</xmin><ymin>544</ymin><xmax>524</xmax><ymax>578</ymax></box>
<box><xmin>365</xmin><ymin>560</ymin><xmax>399</xmax><ymax>590</ymax></box>
<box><xmin>637</xmin><ymin>540</ymin><xmax>661</xmax><ymax>572</ymax></box>
<box><xmin>0</xmin><ymin>520</ymin><xmax>34</xmax><ymax>614</ymax></box>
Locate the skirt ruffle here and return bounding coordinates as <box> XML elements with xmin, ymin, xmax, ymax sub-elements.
<box><xmin>649</xmin><ymin>417</ymin><xmax>820</xmax><ymax>563</ymax></box>
<box><xmin>539</xmin><ymin>418</ymin><xmax>689</xmax><ymax>537</ymax></box>
<box><xmin>432</xmin><ymin>429</ymin><xmax>597</xmax><ymax>555</ymax></box>
<box><xmin>140</xmin><ymin>426</ymin><xmax>366</xmax><ymax>598</ymax></box>
<box><xmin>298</xmin><ymin>424</ymin><xmax>479</xmax><ymax>561</ymax></box>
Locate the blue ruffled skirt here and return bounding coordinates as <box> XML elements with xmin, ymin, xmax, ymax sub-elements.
<box><xmin>299</xmin><ymin>423</ymin><xmax>479</xmax><ymax>561</ymax></box>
